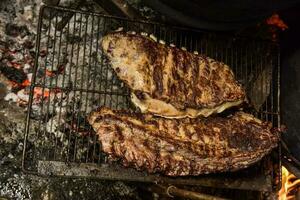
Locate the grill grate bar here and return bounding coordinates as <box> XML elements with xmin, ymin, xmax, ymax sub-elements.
<box><xmin>92</xmin><ymin>17</ymin><xmax>101</xmax><ymax>164</ymax></box>
<box><xmin>45</xmin><ymin>14</ymin><xmax>58</xmax><ymax>161</ymax></box>
<box><xmin>57</xmin><ymin>11</ymin><xmax>71</xmax><ymax>160</ymax></box>
<box><xmin>65</xmin><ymin>12</ymin><xmax>77</xmax><ymax>163</ymax></box>
<box><xmin>53</xmin><ymin>11</ymin><xmax>64</xmax><ymax>161</ymax></box>
<box><xmin>84</xmin><ymin>14</ymin><xmax>94</xmax><ymax>163</ymax></box>
<box><xmin>77</xmin><ymin>12</ymin><xmax>89</xmax><ymax>163</ymax></box>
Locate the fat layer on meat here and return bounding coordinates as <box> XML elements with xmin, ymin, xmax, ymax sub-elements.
<box><xmin>101</xmin><ymin>32</ymin><xmax>246</xmax><ymax>118</ymax></box>
<box><xmin>88</xmin><ymin>107</ymin><xmax>278</xmax><ymax>176</ymax></box>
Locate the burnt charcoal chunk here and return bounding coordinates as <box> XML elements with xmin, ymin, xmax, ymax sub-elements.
<box><xmin>5</xmin><ymin>24</ymin><xmax>29</xmax><ymax>37</ymax></box>
<box><xmin>0</xmin><ymin>64</ymin><xmax>27</xmax><ymax>84</ymax></box>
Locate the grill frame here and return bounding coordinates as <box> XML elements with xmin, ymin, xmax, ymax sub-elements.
<box><xmin>22</xmin><ymin>5</ymin><xmax>281</xmax><ymax>192</ymax></box>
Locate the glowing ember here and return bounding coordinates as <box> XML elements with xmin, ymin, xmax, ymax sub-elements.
<box><xmin>45</xmin><ymin>69</ymin><xmax>55</xmax><ymax>77</ymax></box>
<box><xmin>266</xmin><ymin>14</ymin><xmax>288</xmax><ymax>31</ymax></box>
<box><xmin>279</xmin><ymin>166</ymin><xmax>300</xmax><ymax>200</ymax></box>
<box><xmin>45</xmin><ymin>64</ymin><xmax>66</xmax><ymax>77</ymax></box>
<box><xmin>21</xmin><ymin>79</ymin><xmax>31</xmax><ymax>87</ymax></box>
<box><xmin>15</xmin><ymin>86</ymin><xmax>62</xmax><ymax>106</ymax></box>
<box><xmin>33</xmin><ymin>87</ymin><xmax>61</xmax><ymax>100</ymax></box>
<box><xmin>263</xmin><ymin>13</ymin><xmax>288</xmax><ymax>41</ymax></box>
<box><xmin>9</xmin><ymin>79</ymin><xmax>31</xmax><ymax>89</ymax></box>
<box><xmin>7</xmin><ymin>61</ymin><xmax>22</xmax><ymax>69</ymax></box>
<box><xmin>33</xmin><ymin>87</ymin><xmax>50</xmax><ymax>98</ymax></box>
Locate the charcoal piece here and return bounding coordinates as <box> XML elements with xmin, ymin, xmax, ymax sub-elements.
<box><xmin>5</xmin><ymin>24</ymin><xmax>29</xmax><ymax>37</ymax></box>
<box><xmin>0</xmin><ymin>83</ymin><xmax>7</xmax><ymax>99</ymax></box>
<box><xmin>23</xmin><ymin>40</ymin><xmax>35</xmax><ymax>49</ymax></box>
<box><xmin>66</xmin><ymin>34</ymin><xmax>82</xmax><ymax>44</ymax></box>
<box><xmin>0</xmin><ymin>64</ymin><xmax>27</xmax><ymax>84</ymax></box>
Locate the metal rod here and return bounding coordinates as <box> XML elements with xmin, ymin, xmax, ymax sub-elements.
<box><xmin>65</xmin><ymin>11</ymin><xmax>77</xmax><ymax>162</ymax></box>
<box><xmin>164</xmin><ymin>185</ymin><xmax>229</xmax><ymax>200</ymax></box>
<box><xmin>57</xmin><ymin>8</ymin><xmax>71</xmax><ymax>159</ymax></box>
<box><xmin>22</xmin><ymin>5</ymin><xmax>45</xmax><ymax>171</ymax></box>
<box><xmin>37</xmin><ymin>161</ymin><xmax>273</xmax><ymax>191</ymax></box>
<box><xmin>152</xmin><ymin>184</ymin><xmax>231</xmax><ymax>200</ymax></box>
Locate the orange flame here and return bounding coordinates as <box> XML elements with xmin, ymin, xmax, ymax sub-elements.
<box><xmin>279</xmin><ymin>166</ymin><xmax>300</xmax><ymax>200</ymax></box>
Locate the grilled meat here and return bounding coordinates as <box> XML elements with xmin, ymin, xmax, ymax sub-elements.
<box><xmin>88</xmin><ymin>107</ymin><xmax>278</xmax><ymax>176</ymax></box>
<box><xmin>101</xmin><ymin>32</ymin><xmax>246</xmax><ymax>118</ymax></box>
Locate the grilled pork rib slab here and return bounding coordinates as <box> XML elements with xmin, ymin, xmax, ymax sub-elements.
<box><xmin>88</xmin><ymin>107</ymin><xmax>278</xmax><ymax>176</ymax></box>
<box><xmin>101</xmin><ymin>32</ymin><xmax>246</xmax><ymax>118</ymax></box>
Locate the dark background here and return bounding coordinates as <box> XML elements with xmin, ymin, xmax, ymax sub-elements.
<box><xmin>280</xmin><ymin>4</ymin><xmax>300</xmax><ymax>169</ymax></box>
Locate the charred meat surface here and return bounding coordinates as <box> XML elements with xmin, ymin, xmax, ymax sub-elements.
<box><xmin>88</xmin><ymin>107</ymin><xmax>278</xmax><ymax>176</ymax></box>
<box><xmin>101</xmin><ymin>32</ymin><xmax>246</xmax><ymax>118</ymax></box>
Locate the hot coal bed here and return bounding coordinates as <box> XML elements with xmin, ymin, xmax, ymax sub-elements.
<box><xmin>0</xmin><ymin>0</ymin><xmax>282</xmax><ymax>200</ymax></box>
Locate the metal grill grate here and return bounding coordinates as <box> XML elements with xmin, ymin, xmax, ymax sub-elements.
<box><xmin>22</xmin><ymin>5</ymin><xmax>281</xmax><ymax>192</ymax></box>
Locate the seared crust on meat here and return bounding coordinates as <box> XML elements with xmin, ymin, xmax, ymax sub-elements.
<box><xmin>101</xmin><ymin>32</ymin><xmax>246</xmax><ymax>118</ymax></box>
<box><xmin>88</xmin><ymin>107</ymin><xmax>278</xmax><ymax>176</ymax></box>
